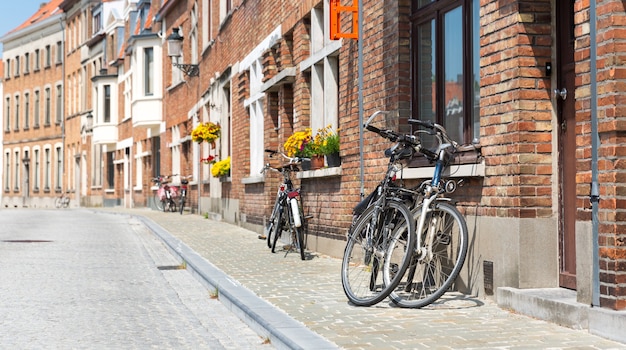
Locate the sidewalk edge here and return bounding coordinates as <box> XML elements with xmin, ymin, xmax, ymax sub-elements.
<box><xmin>136</xmin><ymin>214</ymin><xmax>340</xmax><ymax>350</ymax></box>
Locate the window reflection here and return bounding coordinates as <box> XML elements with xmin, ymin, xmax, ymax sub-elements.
<box><xmin>444</xmin><ymin>6</ymin><xmax>463</xmax><ymax>143</ymax></box>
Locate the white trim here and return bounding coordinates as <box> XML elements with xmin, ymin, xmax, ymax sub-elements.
<box><xmin>239</xmin><ymin>26</ymin><xmax>282</xmax><ymax>71</ymax></box>
<box><xmin>300</xmin><ymin>40</ymin><xmax>341</xmax><ymax>71</ymax></box>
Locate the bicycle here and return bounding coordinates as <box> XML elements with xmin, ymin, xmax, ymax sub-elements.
<box><xmin>261</xmin><ymin>149</ymin><xmax>308</xmax><ymax>260</ymax></box>
<box><xmin>341</xmin><ymin>111</ymin><xmax>418</xmax><ymax>306</ymax></box>
<box><xmin>178</xmin><ymin>175</ymin><xmax>192</xmax><ymax>215</ymax></box>
<box><xmin>152</xmin><ymin>175</ymin><xmax>178</xmax><ymax>212</ymax></box>
<box><xmin>381</xmin><ymin>118</ymin><xmax>469</xmax><ymax>308</ymax></box>
<box><xmin>55</xmin><ymin>191</ymin><xmax>70</xmax><ymax>209</ymax></box>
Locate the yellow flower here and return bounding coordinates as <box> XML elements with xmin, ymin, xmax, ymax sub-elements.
<box><xmin>192</xmin><ymin>122</ymin><xmax>221</xmax><ymax>143</ymax></box>
<box><xmin>211</xmin><ymin>156</ymin><xmax>231</xmax><ymax>177</ymax></box>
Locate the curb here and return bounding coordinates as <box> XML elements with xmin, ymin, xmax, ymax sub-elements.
<box><xmin>136</xmin><ymin>215</ymin><xmax>339</xmax><ymax>350</ymax></box>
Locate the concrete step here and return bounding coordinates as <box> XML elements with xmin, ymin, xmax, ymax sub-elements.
<box><xmin>497</xmin><ymin>287</ymin><xmax>626</xmax><ymax>344</ymax></box>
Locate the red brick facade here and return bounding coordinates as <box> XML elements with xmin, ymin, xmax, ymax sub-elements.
<box><xmin>2</xmin><ymin>0</ymin><xmax>625</xmax><ymax>310</ymax></box>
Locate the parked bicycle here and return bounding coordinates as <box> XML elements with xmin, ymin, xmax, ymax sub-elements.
<box><xmin>383</xmin><ymin>118</ymin><xmax>469</xmax><ymax>308</ymax></box>
<box><xmin>152</xmin><ymin>175</ymin><xmax>178</xmax><ymax>212</ymax></box>
<box><xmin>341</xmin><ymin>111</ymin><xmax>418</xmax><ymax>306</ymax></box>
<box><xmin>178</xmin><ymin>175</ymin><xmax>193</xmax><ymax>215</ymax></box>
<box><xmin>341</xmin><ymin>110</ymin><xmax>470</xmax><ymax>308</ymax></box>
<box><xmin>261</xmin><ymin>149</ymin><xmax>308</xmax><ymax>260</ymax></box>
<box><xmin>55</xmin><ymin>191</ymin><xmax>71</xmax><ymax>209</ymax></box>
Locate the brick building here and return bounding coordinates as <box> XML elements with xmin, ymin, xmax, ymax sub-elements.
<box><xmin>1</xmin><ymin>0</ymin><xmax>624</xmax><ymax>313</ymax></box>
<box><xmin>1</xmin><ymin>0</ymin><xmax>65</xmax><ymax>208</ymax></box>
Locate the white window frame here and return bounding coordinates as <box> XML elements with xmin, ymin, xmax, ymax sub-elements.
<box><xmin>300</xmin><ymin>1</ymin><xmax>341</xmax><ymax>134</ymax></box>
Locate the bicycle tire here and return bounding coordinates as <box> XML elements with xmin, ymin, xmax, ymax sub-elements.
<box><xmin>54</xmin><ymin>197</ymin><xmax>62</xmax><ymax>209</ymax></box>
<box><xmin>62</xmin><ymin>197</ymin><xmax>70</xmax><ymax>208</ymax></box>
<box><xmin>265</xmin><ymin>200</ymin><xmax>281</xmax><ymax>248</ymax></box>
<box><xmin>270</xmin><ymin>207</ymin><xmax>284</xmax><ymax>253</ymax></box>
<box><xmin>168</xmin><ymin>200</ymin><xmax>177</xmax><ymax>213</ymax></box>
<box><xmin>341</xmin><ymin>200</ymin><xmax>415</xmax><ymax>307</ymax></box>
<box><xmin>179</xmin><ymin>196</ymin><xmax>185</xmax><ymax>215</ymax></box>
<box><xmin>295</xmin><ymin>204</ymin><xmax>306</xmax><ymax>260</ymax></box>
<box><xmin>154</xmin><ymin>192</ymin><xmax>164</xmax><ymax>211</ymax></box>
<box><xmin>385</xmin><ymin>201</ymin><xmax>468</xmax><ymax>308</ymax></box>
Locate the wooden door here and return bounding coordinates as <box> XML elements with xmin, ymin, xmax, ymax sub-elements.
<box><xmin>556</xmin><ymin>0</ymin><xmax>577</xmax><ymax>290</ymax></box>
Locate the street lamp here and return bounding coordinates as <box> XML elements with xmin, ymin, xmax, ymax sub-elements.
<box><xmin>167</xmin><ymin>27</ymin><xmax>199</xmax><ymax>77</ymax></box>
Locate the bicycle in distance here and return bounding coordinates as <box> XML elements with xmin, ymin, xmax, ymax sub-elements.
<box><xmin>261</xmin><ymin>150</ymin><xmax>308</xmax><ymax>260</ymax></box>
<box><xmin>55</xmin><ymin>191</ymin><xmax>71</xmax><ymax>209</ymax></box>
<box><xmin>342</xmin><ymin>111</ymin><xmax>470</xmax><ymax>308</ymax></box>
<box><xmin>178</xmin><ymin>175</ymin><xmax>193</xmax><ymax>215</ymax></box>
<box><xmin>152</xmin><ymin>175</ymin><xmax>179</xmax><ymax>212</ymax></box>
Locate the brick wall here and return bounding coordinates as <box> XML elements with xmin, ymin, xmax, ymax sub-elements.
<box><xmin>479</xmin><ymin>0</ymin><xmax>553</xmax><ymax>218</ymax></box>
<box><xmin>576</xmin><ymin>0</ymin><xmax>626</xmax><ymax>310</ymax></box>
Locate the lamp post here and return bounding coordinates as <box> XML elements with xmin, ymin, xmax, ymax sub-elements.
<box><xmin>166</xmin><ymin>27</ymin><xmax>199</xmax><ymax>77</ymax></box>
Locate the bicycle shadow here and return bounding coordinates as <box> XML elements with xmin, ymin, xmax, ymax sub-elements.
<box><xmin>388</xmin><ymin>292</ymin><xmax>485</xmax><ymax>310</ymax></box>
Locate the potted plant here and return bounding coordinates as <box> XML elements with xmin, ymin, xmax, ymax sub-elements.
<box><xmin>305</xmin><ymin>131</ymin><xmax>325</xmax><ymax>170</ymax></box>
<box><xmin>319</xmin><ymin>125</ymin><xmax>340</xmax><ymax>167</ymax></box>
<box><xmin>284</xmin><ymin>128</ymin><xmax>313</xmax><ymax>170</ymax></box>
<box><xmin>191</xmin><ymin>121</ymin><xmax>221</xmax><ymax>145</ymax></box>
<box><xmin>211</xmin><ymin>156</ymin><xmax>231</xmax><ymax>180</ymax></box>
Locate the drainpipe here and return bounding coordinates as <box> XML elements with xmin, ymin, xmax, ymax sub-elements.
<box><xmin>589</xmin><ymin>0</ymin><xmax>600</xmax><ymax>307</ymax></box>
<box><xmin>60</xmin><ymin>17</ymin><xmax>66</xmax><ymax>201</ymax></box>
<box><xmin>358</xmin><ymin>0</ymin><xmax>364</xmax><ymax>199</ymax></box>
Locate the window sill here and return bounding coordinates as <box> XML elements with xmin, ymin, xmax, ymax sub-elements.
<box><xmin>242</xmin><ymin>175</ymin><xmax>264</xmax><ymax>185</ymax></box>
<box><xmin>297</xmin><ymin>166</ymin><xmax>342</xmax><ymax>179</ymax></box>
<box><xmin>403</xmin><ymin>160</ymin><xmax>485</xmax><ymax>179</ymax></box>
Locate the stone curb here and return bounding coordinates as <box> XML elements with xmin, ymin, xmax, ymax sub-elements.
<box><xmin>136</xmin><ymin>215</ymin><xmax>340</xmax><ymax>350</ymax></box>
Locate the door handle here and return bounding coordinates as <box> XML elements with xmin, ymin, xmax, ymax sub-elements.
<box><xmin>554</xmin><ymin>88</ymin><xmax>567</xmax><ymax>101</ymax></box>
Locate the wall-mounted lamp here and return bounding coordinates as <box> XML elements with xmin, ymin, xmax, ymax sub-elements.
<box><xmin>167</xmin><ymin>27</ymin><xmax>199</xmax><ymax>77</ymax></box>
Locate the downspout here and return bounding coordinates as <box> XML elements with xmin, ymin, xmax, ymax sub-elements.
<box><xmin>589</xmin><ymin>0</ymin><xmax>600</xmax><ymax>307</ymax></box>
<box><xmin>358</xmin><ymin>0</ymin><xmax>364</xmax><ymax>199</ymax></box>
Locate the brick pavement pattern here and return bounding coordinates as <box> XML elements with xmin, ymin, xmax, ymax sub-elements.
<box><xmin>0</xmin><ymin>209</ymin><xmax>271</xmax><ymax>349</ymax></box>
<box><xmin>115</xmin><ymin>208</ymin><xmax>626</xmax><ymax>350</ymax></box>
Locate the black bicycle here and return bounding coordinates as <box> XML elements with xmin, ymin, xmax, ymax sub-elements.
<box><xmin>261</xmin><ymin>150</ymin><xmax>308</xmax><ymax>260</ymax></box>
<box><xmin>178</xmin><ymin>175</ymin><xmax>192</xmax><ymax>215</ymax></box>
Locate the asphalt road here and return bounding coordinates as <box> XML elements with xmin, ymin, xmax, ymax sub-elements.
<box><xmin>0</xmin><ymin>209</ymin><xmax>272</xmax><ymax>349</ymax></box>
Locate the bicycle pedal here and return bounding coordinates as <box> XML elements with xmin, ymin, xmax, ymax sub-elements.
<box><xmin>304</xmin><ymin>215</ymin><xmax>314</xmax><ymax>220</ymax></box>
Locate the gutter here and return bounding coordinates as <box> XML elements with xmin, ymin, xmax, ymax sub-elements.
<box><xmin>589</xmin><ymin>0</ymin><xmax>600</xmax><ymax>307</ymax></box>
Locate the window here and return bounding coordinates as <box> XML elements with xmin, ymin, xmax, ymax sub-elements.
<box><xmin>14</xmin><ymin>56</ymin><xmax>20</xmax><ymax>77</ymax></box>
<box><xmin>44</xmin><ymin>88</ymin><xmax>51</xmax><ymax>125</ymax></box>
<box><xmin>202</xmin><ymin>0</ymin><xmax>213</xmax><ymax>48</ymax></box>
<box><xmin>33</xmin><ymin>149</ymin><xmax>40</xmax><ymax>191</ymax></box>
<box><xmin>45</xmin><ymin>45</ymin><xmax>51</xmax><ymax>68</ymax></box>
<box><xmin>34</xmin><ymin>90</ymin><xmax>40</xmax><ymax>127</ymax></box>
<box><xmin>4</xmin><ymin>152</ymin><xmax>10</xmax><ymax>191</ymax></box>
<box><xmin>106</xmin><ymin>151</ymin><xmax>114</xmax><ymax>190</ymax></box>
<box><xmin>56</xmin><ymin>85</ymin><xmax>62</xmax><ymax>124</ymax></box>
<box><xmin>14</xmin><ymin>95</ymin><xmax>20</xmax><ymax>131</ymax></box>
<box><xmin>190</xmin><ymin>3</ymin><xmax>198</xmax><ymax>63</ymax></box>
<box><xmin>4</xmin><ymin>59</ymin><xmax>10</xmax><ymax>79</ymax></box>
<box><xmin>247</xmin><ymin>59</ymin><xmax>264</xmax><ymax>176</ymax></box>
<box><xmin>34</xmin><ymin>49</ymin><xmax>40</xmax><ymax>71</ymax></box>
<box><xmin>303</xmin><ymin>2</ymin><xmax>340</xmax><ymax>137</ymax></box>
<box><xmin>24</xmin><ymin>93</ymin><xmax>30</xmax><ymax>129</ymax></box>
<box><xmin>14</xmin><ymin>150</ymin><xmax>20</xmax><ymax>191</ymax></box>
<box><xmin>55</xmin><ymin>147</ymin><xmax>62</xmax><ymax>191</ymax></box>
<box><xmin>56</xmin><ymin>41</ymin><xmax>63</xmax><ymax>64</ymax></box>
<box><xmin>24</xmin><ymin>53</ymin><xmax>30</xmax><ymax>74</ymax></box>
<box><xmin>5</xmin><ymin>97</ymin><xmax>10</xmax><ymax>131</ymax></box>
<box><xmin>144</xmin><ymin>47</ymin><xmax>153</xmax><ymax>95</ymax></box>
<box><xmin>93</xmin><ymin>12</ymin><xmax>102</xmax><ymax>35</ymax></box>
<box><xmin>411</xmin><ymin>0</ymin><xmax>480</xmax><ymax>143</ymax></box>
<box><xmin>220</xmin><ymin>0</ymin><xmax>232</xmax><ymax>22</ymax></box>
<box><xmin>44</xmin><ymin>148</ymin><xmax>51</xmax><ymax>190</ymax></box>
<box><xmin>104</xmin><ymin>84</ymin><xmax>111</xmax><ymax>122</ymax></box>
<box><xmin>92</xmin><ymin>145</ymin><xmax>102</xmax><ymax>187</ymax></box>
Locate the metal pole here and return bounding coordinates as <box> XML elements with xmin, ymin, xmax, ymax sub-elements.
<box><xmin>358</xmin><ymin>0</ymin><xmax>364</xmax><ymax>198</ymax></box>
<box><xmin>589</xmin><ymin>0</ymin><xmax>600</xmax><ymax>307</ymax></box>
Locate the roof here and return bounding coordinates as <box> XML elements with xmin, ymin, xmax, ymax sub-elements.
<box><xmin>5</xmin><ymin>0</ymin><xmax>64</xmax><ymax>37</ymax></box>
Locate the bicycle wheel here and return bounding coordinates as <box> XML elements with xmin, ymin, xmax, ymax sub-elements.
<box><xmin>341</xmin><ymin>200</ymin><xmax>415</xmax><ymax>307</ymax></box>
<box><xmin>386</xmin><ymin>201</ymin><xmax>468</xmax><ymax>308</ymax></box>
<box><xmin>294</xmin><ymin>204</ymin><xmax>306</xmax><ymax>260</ymax></box>
<box><xmin>54</xmin><ymin>197</ymin><xmax>62</xmax><ymax>208</ymax></box>
<box><xmin>265</xmin><ymin>200</ymin><xmax>281</xmax><ymax>248</ymax></box>
<box><xmin>62</xmin><ymin>197</ymin><xmax>70</xmax><ymax>208</ymax></box>
<box><xmin>168</xmin><ymin>199</ymin><xmax>177</xmax><ymax>213</ymax></box>
<box><xmin>179</xmin><ymin>196</ymin><xmax>185</xmax><ymax>215</ymax></box>
<box><xmin>154</xmin><ymin>192</ymin><xmax>164</xmax><ymax>211</ymax></box>
<box><xmin>270</xmin><ymin>207</ymin><xmax>284</xmax><ymax>253</ymax></box>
